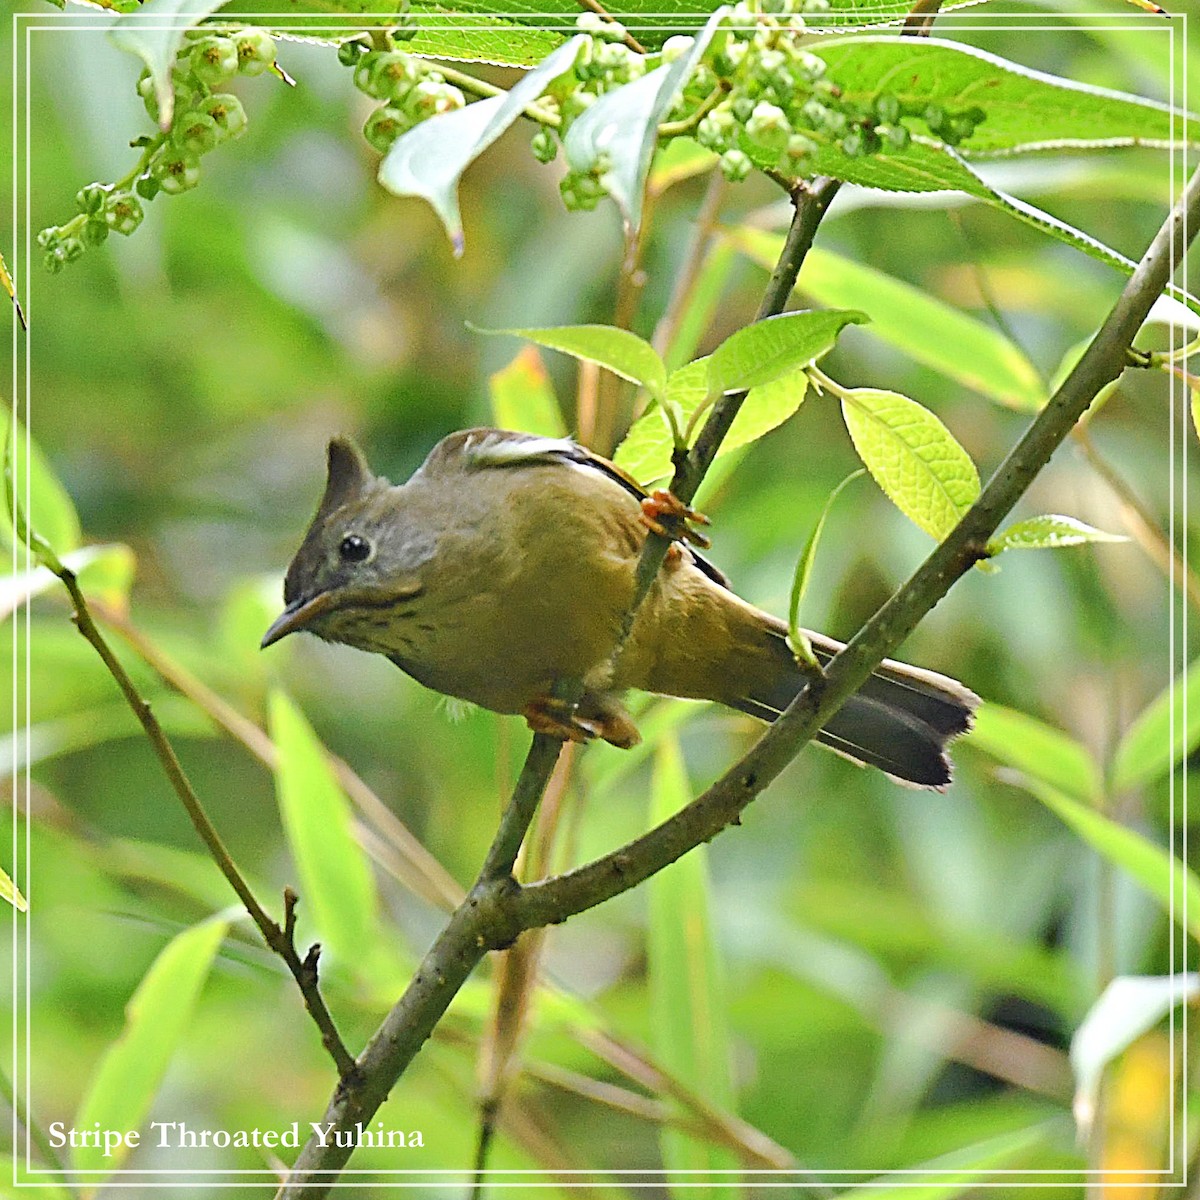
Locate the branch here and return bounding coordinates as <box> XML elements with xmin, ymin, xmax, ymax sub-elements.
<box><xmin>512</xmin><ymin>163</ymin><xmax>1200</xmax><ymax>927</ymax></box>
<box><xmin>35</xmin><ymin>568</ymin><xmax>358</xmax><ymax>1080</ymax></box>
<box><xmin>278</xmin><ymin>170</ymin><xmax>840</xmax><ymax>1200</ymax></box>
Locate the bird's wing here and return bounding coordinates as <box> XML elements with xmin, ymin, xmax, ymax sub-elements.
<box><xmin>460</xmin><ymin>428</ymin><xmax>731</xmax><ymax>591</ymax></box>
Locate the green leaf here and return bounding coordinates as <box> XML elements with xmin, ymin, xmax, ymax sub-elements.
<box><xmin>1071</xmin><ymin>974</ymin><xmax>1199</xmax><ymax>1139</ymax></box>
<box><xmin>1046</xmin><ymin>337</ymin><xmax>1121</xmax><ymax>419</ymax></box>
<box><xmin>707</xmin><ymin>308</ymin><xmax>868</xmax><ymax>395</ymax></box>
<box><xmin>0</xmin><ymin>545</ymin><xmax>132</xmax><ymax>624</ymax></box>
<box><xmin>563</xmin><ymin>8</ymin><xmax>726</xmax><ymax>233</ymax></box>
<box><xmin>2</xmin><ymin>413</ymin><xmax>81</xmax><ymax>561</ymax></box>
<box><xmin>1112</xmin><ymin>662</ymin><xmax>1200</xmax><ymax>792</ymax></box>
<box><xmin>1017</xmin><ymin>776</ymin><xmax>1200</xmax><ymax>943</ymax></box>
<box><xmin>488</xmin><ymin>346</ymin><xmax>567</xmax><ymax>438</ymax></box>
<box><xmin>852</xmin><ymin>1125</ymin><xmax>1048</xmax><ymax>1198</ymax></box>
<box><xmin>1193</xmin><ymin>386</ymin><xmax>1200</xmax><ymax>443</ymax></box>
<box><xmin>269</xmin><ymin>689</ymin><xmax>378</xmax><ymax>965</ymax></box>
<box><xmin>810</xmin><ymin>137</ymin><xmax>1159</xmax><ymax>286</ymax></box>
<box><xmin>217</xmin><ymin>8</ymin><xmax>567</xmax><ymax>66</ymax></box>
<box><xmin>813</xmin><ymin>37</ymin><xmax>1199</xmax><ymax>156</ymax></box>
<box><xmin>379</xmin><ymin>36</ymin><xmax>585</xmax><ymax>252</ymax></box>
<box><xmin>647</xmin><ymin>736</ymin><xmax>738</xmax><ymax>1186</ymax></box>
<box><xmin>839</xmin><ymin>387</ymin><xmax>980</xmax><ymax>541</ymax></box>
<box><xmin>613</xmin><ymin>312</ymin><xmax>860</xmax><ymax>484</ymax></box>
<box><xmin>789</xmin><ymin>470</ymin><xmax>864</xmax><ymax>670</ymax></box>
<box><xmin>722</xmin><ymin>367</ymin><xmax>810</xmax><ymax>454</ymax></box>
<box><xmin>4</xmin><ymin>696</ymin><xmax>211</xmax><ymax>773</ymax></box>
<box><xmin>987</xmin><ymin>514</ymin><xmax>1127</xmax><ymax>556</ymax></box>
<box><xmin>729</xmin><ymin>231</ymin><xmax>1044</xmax><ymax>410</ymax></box>
<box><xmin>475</xmin><ymin>322</ymin><xmax>667</xmax><ymax>397</ymax></box>
<box><xmin>109</xmin><ymin>0</ymin><xmax>232</xmax><ymax>129</ymax></box>
<box><xmin>0</xmin><ymin>864</ymin><xmax>26</xmax><ymax>913</ymax></box>
<box><xmin>967</xmin><ymin>702</ymin><xmax>1102</xmax><ymax>803</ymax></box>
<box><xmin>609</xmin><ymin>359</ymin><xmax>741</xmax><ymax>484</ymax></box>
<box><xmin>73</xmin><ymin>915</ymin><xmax>229</xmax><ymax>1175</ymax></box>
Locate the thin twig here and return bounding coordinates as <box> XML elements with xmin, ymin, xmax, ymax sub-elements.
<box><xmin>572</xmin><ymin>0</ymin><xmax>645</xmax><ymax>54</ymax></box>
<box><xmin>42</xmin><ymin>572</ymin><xmax>359</xmax><ymax>1081</ymax></box>
<box><xmin>512</xmin><ymin>164</ymin><xmax>1200</xmax><ymax>930</ymax></box>
<box><xmin>94</xmin><ymin>601</ymin><xmax>463</xmax><ymax>912</ymax></box>
<box><xmin>652</xmin><ymin>170</ymin><xmax>727</xmax><ymax>360</ymax></box>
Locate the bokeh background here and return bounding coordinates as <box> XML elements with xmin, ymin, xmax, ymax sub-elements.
<box><xmin>1</xmin><ymin>4</ymin><xmax>1196</xmax><ymax>1195</ymax></box>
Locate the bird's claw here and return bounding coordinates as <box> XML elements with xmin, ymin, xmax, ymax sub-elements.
<box><xmin>640</xmin><ymin>489</ymin><xmax>711</xmax><ymax>549</ymax></box>
<box><xmin>523</xmin><ymin>696</ymin><xmax>600</xmax><ymax>744</ymax></box>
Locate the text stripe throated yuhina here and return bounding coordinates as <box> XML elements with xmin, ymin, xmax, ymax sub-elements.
<box><xmin>262</xmin><ymin>430</ymin><xmax>978</xmax><ymax>788</ymax></box>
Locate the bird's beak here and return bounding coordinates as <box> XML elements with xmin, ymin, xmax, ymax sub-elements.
<box><xmin>260</xmin><ymin>591</ymin><xmax>337</xmax><ymax>649</ymax></box>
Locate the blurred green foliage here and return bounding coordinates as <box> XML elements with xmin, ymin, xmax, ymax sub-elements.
<box><xmin>1</xmin><ymin>3</ymin><xmax>1196</xmax><ymax>1196</ymax></box>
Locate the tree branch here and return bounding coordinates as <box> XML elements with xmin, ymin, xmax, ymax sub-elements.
<box><xmin>278</xmin><ymin>171</ymin><xmax>840</xmax><ymax>1200</ymax></box>
<box><xmin>278</xmin><ymin>154</ymin><xmax>1200</xmax><ymax>1200</ymax></box>
<box><xmin>513</xmin><ymin>163</ymin><xmax>1200</xmax><ymax>927</ymax></box>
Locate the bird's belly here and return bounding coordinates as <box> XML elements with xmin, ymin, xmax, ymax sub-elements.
<box><xmin>385</xmin><ymin>571</ymin><xmax>628</xmax><ymax>715</ymax></box>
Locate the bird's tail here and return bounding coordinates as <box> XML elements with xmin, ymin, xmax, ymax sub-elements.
<box><xmin>732</xmin><ymin>624</ymin><xmax>978</xmax><ymax>789</ymax></box>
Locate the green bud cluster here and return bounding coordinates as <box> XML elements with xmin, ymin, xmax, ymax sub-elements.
<box><xmin>341</xmin><ymin>32</ymin><xmax>466</xmax><ymax>156</ymax></box>
<box><xmin>527</xmin><ymin>0</ymin><xmax>986</xmax><ymax>212</ymax></box>
<box><xmin>37</xmin><ymin>23</ymin><xmax>274</xmax><ymax>272</ymax></box>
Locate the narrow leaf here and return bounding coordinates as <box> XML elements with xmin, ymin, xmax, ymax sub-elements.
<box><xmin>1071</xmin><ymin>974</ymin><xmax>1198</xmax><ymax>1140</ymax></box>
<box><xmin>1</xmin><ymin>249</ymin><xmax>25</xmax><ymax>331</ymax></box>
<box><xmin>967</xmin><ymin>702</ymin><xmax>1102</xmax><ymax>803</ymax></box>
<box><xmin>379</xmin><ymin>36</ymin><xmax>585</xmax><ymax>253</ymax></box>
<box><xmin>488</xmin><ymin>346</ymin><xmax>567</xmax><ymax>438</ymax></box>
<box><xmin>708</xmin><ymin>309</ymin><xmax>868</xmax><ymax>395</ymax></box>
<box><xmin>109</xmin><ymin>0</ymin><xmax>230</xmax><ymax>128</ymax></box>
<box><xmin>789</xmin><ymin>470</ymin><xmax>864</xmax><ymax>669</ymax></box>
<box><xmin>73</xmin><ymin>915</ymin><xmax>229</xmax><ymax>1174</ymax></box>
<box><xmin>0</xmin><ymin>865</ymin><xmax>26</xmax><ymax>913</ymax></box>
<box><xmin>851</xmin><ymin>1125</ymin><xmax>1048</xmax><ymax>1198</ymax></box>
<box><xmin>1112</xmin><ymin>662</ymin><xmax>1200</xmax><ymax>792</ymax></box>
<box><xmin>1017</xmin><ymin>776</ymin><xmax>1200</xmax><ymax>943</ymax></box>
<box><xmin>475</xmin><ymin>322</ymin><xmax>666</xmax><ymax>397</ymax></box>
<box><xmin>0</xmin><ymin>545</ymin><xmax>134</xmax><ymax>624</ymax></box>
<box><xmin>269</xmin><ymin>689</ymin><xmax>377</xmax><ymax>965</ymax></box>
<box><xmin>564</xmin><ymin>8</ymin><xmax>726</xmax><ymax>233</ymax></box>
<box><xmin>647</xmin><ymin>736</ymin><xmax>738</xmax><ymax>1186</ymax></box>
<box><xmin>809</xmin><ymin>137</ymin><xmax>1194</xmax><ymax>310</ymax></box>
<box><xmin>987</xmin><ymin>514</ymin><xmax>1128</xmax><ymax>555</ymax></box>
<box><xmin>730</xmin><ymin>231</ymin><xmax>1044</xmax><ymax>410</ymax></box>
<box><xmin>3</xmin><ymin>418</ymin><xmax>77</xmax><ymax>569</ymax></box>
<box><xmin>840</xmin><ymin>388</ymin><xmax>980</xmax><ymax>541</ymax></box>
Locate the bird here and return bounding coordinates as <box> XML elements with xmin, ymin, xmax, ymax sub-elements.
<box><xmin>262</xmin><ymin>429</ymin><xmax>978</xmax><ymax>788</ymax></box>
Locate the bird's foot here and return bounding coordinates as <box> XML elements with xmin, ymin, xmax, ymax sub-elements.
<box><xmin>523</xmin><ymin>696</ymin><xmax>642</xmax><ymax>749</ymax></box>
<box><xmin>523</xmin><ymin>696</ymin><xmax>601</xmax><ymax>745</ymax></box>
<box><xmin>639</xmin><ymin>489</ymin><xmax>711</xmax><ymax>549</ymax></box>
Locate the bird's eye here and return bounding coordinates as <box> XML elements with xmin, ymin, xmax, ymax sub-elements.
<box><xmin>338</xmin><ymin>533</ymin><xmax>372</xmax><ymax>563</ymax></box>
